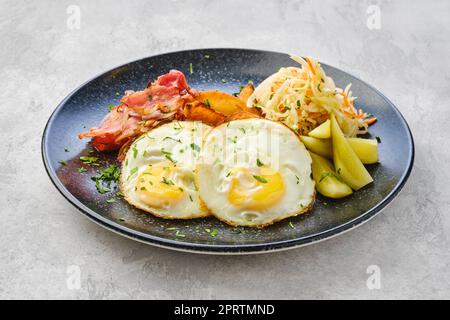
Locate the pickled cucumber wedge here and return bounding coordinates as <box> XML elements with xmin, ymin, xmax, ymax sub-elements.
<box><xmin>331</xmin><ymin>114</ymin><xmax>373</xmax><ymax>190</ymax></box>
<box><xmin>308</xmin><ymin>119</ymin><xmax>331</xmax><ymax>139</ymax></box>
<box><xmin>300</xmin><ymin>135</ymin><xmax>379</xmax><ymax>165</ymax></box>
<box><xmin>299</xmin><ymin>136</ymin><xmax>332</xmax><ymax>158</ymax></box>
<box><xmin>346</xmin><ymin>138</ymin><xmax>378</xmax><ymax>164</ymax></box>
<box><xmin>310</xmin><ymin>152</ymin><xmax>353</xmax><ymax>199</ymax></box>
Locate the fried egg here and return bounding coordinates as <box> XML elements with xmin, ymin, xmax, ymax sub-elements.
<box><xmin>196</xmin><ymin>119</ymin><xmax>315</xmax><ymax>227</ymax></box>
<box><xmin>121</xmin><ymin>121</ymin><xmax>212</xmax><ymax>219</ymax></box>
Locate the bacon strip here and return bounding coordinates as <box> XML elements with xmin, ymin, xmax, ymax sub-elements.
<box><xmin>79</xmin><ymin>70</ymin><xmax>190</xmax><ymax>153</ymax></box>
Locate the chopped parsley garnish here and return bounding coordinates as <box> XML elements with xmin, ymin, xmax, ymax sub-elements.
<box><xmin>204</xmin><ymin>99</ymin><xmax>211</xmax><ymax>107</ymax></box>
<box><xmin>59</xmin><ymin>160</ymin><xmax>68</xmax><ymax>166</ymax></box>
<box><xmin>226</xmin><ymin>171</ymin><xmax>231</xmax><ymax>177</ymax></box>
<box><xmin>164</xmin><ymin>154</ymin><xmax>176</xmax><ymax>163</ymax></box>
<box><xmin>92</xmin><ymin>164</ymin><xmax>121</xmax><ymax>194</ymax></box>
<box><xmin>106</xmin><ymin>198</ymin><xmax>116</xmax><ymax>204</ymax></box>
<box><xmin>161</xmin><ymin>176</ymin><xmax>175</xmax><ymax>186</ymax></box>
<box><xmin>288</xmin><ymin>221</ymin><xmax>295</xmax><ymax>229</ymax></box>
<box><xmin>376</xmin><ymin>136</ymin><xmax>381</xmax><ymax>143</ymax></box>
<box><xmin>77</xmin><ymin>167</ymin><xmax>87</xmax><ymax>173</ymax></box>
<box><xmin>107</xmin><ymin>104</ymin><xmax>115</xmax><ymax>112</ymax></box>
<box><xmin>189</xmin><ymin>194</ymin><xmax>193</xmax><ymax>202</ymax></box>
<box><xmin>210</xmin><ymin>229</ymin><xmax>219</xmax><ymax>237</ymax></box>
<box><xmin>190</xmin><ymin>143</ymin><xmax>201</xmax><ymax>152</ymax></box>
<box><xmin>221</xmin><ymin>79</ymin><xmax>227</xmax><ymax>83</ymax></box>
<box><xmin>295</xmin><ymin>175</ymin><xmax>300</xmax><ymax>184</ymax></box>
<box><xmin>138</xmin><ymin>120</ymin><xmax>146</xmax><ymax>126</ymax></box>
<box><xmin>95</xmin><ymin>180</ymin><xmax>109</xmax><ymax>194</ymax></box>
<box><xmin>166</xmin><ymin>227</ymin><xmax>178</xmax><ymax>231</ymax></box>
<box><xmin>64</xmin><ymin>147</ymin><xmax>69</xmax><ymax>152</ymax></box>
<box><xmin>228</xmin><ymin>136</ymin><xmax>238</xmax><ymax>144</ymax></box>
<box><xmin>80</xmin><ymin>156</ymin><xmax>99</xmax><ymax>165</ymax></box>
<box><xmin>256</xmin><ymin>158</ymin><xmax>264</xmax><ymax>167</ymax></box>
<box><xmin>189</xmin><ymin>62</ymin><xmax>193</xmax><ymax>74</ymax></box>
<box><xmin>253</xmin><ymin>175</ymin><xmax>268</xmax><ymax>183</ymax></box>
<box><xmin>116</xmin><ymin>191</ymin><xmax>124</xmax><ymax>197</ymax></box>
<box><xmin>161</xmin><ymin>149</ymin><xmax>176</xmax><ymax>163</ymax></box>
<box><xmin>175</xmin><ymin>230</ymin><xmax>185</xmax><ymax>237</ymax></box>
<box><xmin>173</xmin><ymin>121</ymin><xmax>184</xmax><ymax>130</ymax></box>
<box><xmin>163</xmin><ymin>137</ymin><xmax>182</xmax><ymax>143</ymax></box>
<box><xmin>132</xmin><ymin>145</ymin><xmax>138</xmax><ymax>159</ymax></box>
<box><xmin>231</xmin><ymin>228</ymin><xmax>243</xmax><ymax>234</ymax></box>
<box><xmin>269</xmin><ymin>94</ymin><xmax>274</xmax><ymax>100</ymax></box>
<box><xmin>204</xmin><ymin>54</ymin><xmax>210</xmax><ymax>59</ymax></box>
<box><xmin>296</xmin><ymin>100</ymin><xmax>301</xmax><ymax>107</ymax></box>
<box><xmin>239</xmin><ymin>127</ymin><xmax>246</xmax><ymax>134</ymax></box>
<box><xmin>129</xmin><ymin>167</ymin><xmax>138</xmax><ymax>178</ymax></box>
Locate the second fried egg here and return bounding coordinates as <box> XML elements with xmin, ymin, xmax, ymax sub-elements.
<box><xmin>196</xmin><ymin>119</ymin><xmax>315</xmax><ymax>227</ymax></box>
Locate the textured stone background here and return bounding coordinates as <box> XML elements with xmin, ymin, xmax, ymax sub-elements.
<box><xmin>1</xmin><ymin>0</ymin><xmax>449</xmax><ymax>299</ymax></box>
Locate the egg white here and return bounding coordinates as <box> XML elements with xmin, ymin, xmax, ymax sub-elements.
<box><xmin>196</xmin><ymin>119</ymin><xmax>315</xmax><ymax>227</ymax></box>
<box><xmin>120</xmin><ymin>121</ymin><xmax>212</xmax><ymax>219</ymax></box>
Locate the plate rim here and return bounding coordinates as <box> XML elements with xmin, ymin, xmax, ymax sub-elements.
<box><xmin>41</xmin><ymin>48</ymin><xmax>415</xmax><ymax>254</ymax></box>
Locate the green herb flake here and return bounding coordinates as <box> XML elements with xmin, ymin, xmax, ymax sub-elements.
<box><xmin>129</xmin><ymin>167</ymin><xmax>138</xmax><ymax>177</ymax></box>
<box><xmin>189</xmin><ymin>62</ymin><xmax>193</xmax><ymax>74</ymax></box>
<box><xmin>163</xmin><ymin>136</ymin><xmax>182</xmax><ymax>143</ymax></box>
<box><xmin>253</xmin><ymin>175</ymin><xmax>268</xmax><ymax>183</ymax></box>
<box><xmin>204</xmin><ymin>54</ymin><xmax>210</xmax><ymax>59</ymax></box>
<box><xmin>64</xmin><ymin>147</ymin><xmax>70</xmax><ymax>152</ymax></box>
<box><xmin>77</xmin><ymin>167</ymin><xmax>87</xmax><ymax>173</ymax></box>
<box><xmin>59</xmin><ymin>160</ymin><xmax>68</xmax><ymax>166</ymax></box>
<box><xmin>189</xmin><ymin>194</ymin><xmax>193</xmax><ymax>202</ymax></box>
<box><xmin>161</xmin><ymin>176</ymin><xmax>175</xmax><ymax>186</ymax></box>
<box><xmin>79</xmin><ymin>156</ymin><xmax>99</xmax><ymax>165</ymax></box>
<box><xmin>106</xmin><ymin>198</ymin><xmax>116</xmax><ymax>204</ymax></box>
<box><xmin>175</xmin><ymin>230</ymin><xmax>185</xmax><ymax>238</ymax></box>
<box><xmin>95</xmin><ymin>180</ymin><xmax>110</xmax><ymax>194</ymax></box>
<box><xmin>221</xmin><ymin>79</ymin><xmax>227</xmax><ymax>83</ymax></box>
<box><xmin>108</xmin><ymin>104</ymin><xmax>115</xmax><ymax>112</ymax></box>
<box><xmin>231</xmin><ymin>228</ymin><xmax>243</xmax><ymax>234</ymax></box>
<box><xmin>376</xmin><ymin>136</ymin><xmax>381</xmax><ymax>143</ymax></box>
<box><xmin>256</xmin><ymin>158</ymin><xmax>264</xmax><ymax>167</ymax></box>
<box><xmin>164</xmin><ymin>154</ymin><xmax>177</xmax><ymax>164</ymax></box>
<box><xmin>132</xmin><ymin>145</ymin><xmax>138</xmax><ymax>159</ymax></box>
<box><xmin>288</xmin><ymin>221</ymin><xmax>295</xmax><ymax>229</ymax></box>
<box><xmin>204</xmin><ymin>99</ymin><xmax>211</xmax><ymax>108</ymax></box>
<box><xmin>296</xmin><ymin>175</ymin><xmax>300</xmax><ymax>184</ymax></box>
<box><xmin>92</xmin><ymin>164</ymin><xmax>121</xmax><ymax>193</ymax></box>
<box><xmin>190</xmin><ymin>143</ymin><xmax>201</xmax><ymax>152</ymax></box>
<box><xmin>210</xmin><ymin>229</ymin><xmax>219</xmax><ymax>237</ymax></box>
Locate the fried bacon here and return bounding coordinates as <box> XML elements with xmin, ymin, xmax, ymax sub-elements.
<box><xmin>79</xmin><ymin>70</ymin><xmax>190</xmax><ymax>153</ymax></box>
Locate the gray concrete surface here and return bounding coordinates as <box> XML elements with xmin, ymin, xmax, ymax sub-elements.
<box><xmin>1</xmin><ymin>0</ymin><xmax>449</xmax><ymax>299</ymax></box>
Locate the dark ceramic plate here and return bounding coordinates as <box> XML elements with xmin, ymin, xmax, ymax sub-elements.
<box><xmin>42</xmin><ymin>49</ymin><xmax>414</xmax><ymax>254</ymax></box>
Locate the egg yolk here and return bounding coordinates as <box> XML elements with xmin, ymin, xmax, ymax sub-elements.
<box><xmin>135</xmin><ymin>163</ymin><xmax>185</xmax><ymax>208</ymax></box>
<box><xmin>228</xmin><ymin>167</ymin><xmax>285</xmax><ymax>210</ymax></box>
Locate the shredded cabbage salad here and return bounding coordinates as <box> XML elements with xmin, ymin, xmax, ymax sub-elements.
<box><xmin>248</xmin><ymin>54</ymin><xmax>375</xmax><ymax>137</ymax></box>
